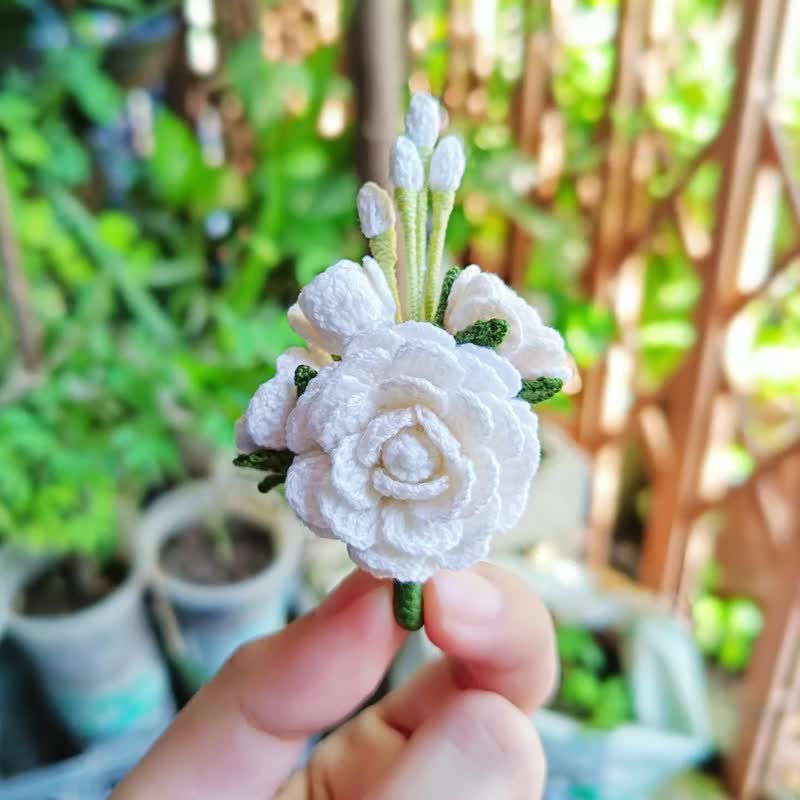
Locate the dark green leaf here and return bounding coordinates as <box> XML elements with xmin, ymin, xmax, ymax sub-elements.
<box><xmin>454</xmin><ymin>318</ymin><xmax>508</xmax><ymax>349</ymax></box>
<box><xmin>294</xmin><ymin>365</ymin><xmax>317</xmax><ymax>398</ymax></box>
<box><xmin>233</xmin><ymin>448</ymin><xmax>295</xmax><ymax>473</ymax></box>
<box><xmin>518</xmin><ymin>377</ymin><xmax>563</xmax><ymax>405</ymax></box>
<box><xmin>257</xmin><ymin>473</ymin><xmax>286</xmax><ymax>494</ymax></box>
<box><xmin>434</xmin><ymin>266</ymin><xmax>462</xmax><ymax>327</ymax></box>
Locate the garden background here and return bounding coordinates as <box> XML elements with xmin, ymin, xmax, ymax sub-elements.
<box><xmin>0</xmin><ymin>0</ymin><xmax>799</xmax><ymax>798</ymax></box>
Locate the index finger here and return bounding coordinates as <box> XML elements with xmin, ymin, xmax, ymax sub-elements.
<box><xmin>377</xmin><ymin>562</ymin><xmax>558</xmax><ymax>733</ymax></box>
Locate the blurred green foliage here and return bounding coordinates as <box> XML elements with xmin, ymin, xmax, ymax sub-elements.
<box><xmin>0</xmin><ymin>5</ymin><xmax>359</xmax><ymax>557</ymax></box>
<box><xmin>692</xmin><ymin>561</ymin><xmax>765</xmax><ymax>673</ymax></box>
<box><xmin>553</xmin><ymin>622</ymin><xmax>634</xmax><ymax>729</ymax></box>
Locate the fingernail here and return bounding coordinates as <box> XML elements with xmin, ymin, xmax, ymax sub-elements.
<box><xmin>432</xmin><ymin>569</ymin><xmax>504</xmax><ymax>624</ymax></box>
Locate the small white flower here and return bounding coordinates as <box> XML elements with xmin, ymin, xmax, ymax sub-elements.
<box><xmin>237</xmin><ymin>347</ymin><xmax>329</xmax><ymax>452</ymax></box>
<box><xmin>444</xmin><ymin>265</ymin><xmax>572</xmax><ymax>382</ymax></box>
<box><xmin>357</xmin><ymin>181</ymin><xmax>395</xmax><ymax>238</ymax></box>
<box><xmin>429</xmin><ymin>135</ymin><xmax>466</xmax><ymax>192</ymax></box>
<box><xmin>390</xmin><ymin>135</ymin><xmax>424</xmax><ymax>191</ymax></box>
<box><xmin>405</xmin><ymin>93</ymin><xmax>440</xmax><ymax>149</ymax></box>
<box><xmin>288</xmin><ymin>258</ymin><xmax>396</xmax><ymax>355</ymax></box>
<box><xmin>283</xmin><ymin>321</ymin><xmax>539</xmax><ymax>583</ymax></box>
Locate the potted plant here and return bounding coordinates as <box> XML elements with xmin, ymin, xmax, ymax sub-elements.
<box><xmin>136</xmin><ymin>475</ymin><xmax>305</xmax><ymax>692</ymax></box>
<box><xmin>0</xmin><ymin>401</ymin><xmax>176</xmax><ymax>746</ymax></box>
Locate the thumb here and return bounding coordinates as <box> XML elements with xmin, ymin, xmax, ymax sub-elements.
<box><xmin>114</xmin><ymin>571</ymin><xmax>405</xmax><ymax>800</ymax></box>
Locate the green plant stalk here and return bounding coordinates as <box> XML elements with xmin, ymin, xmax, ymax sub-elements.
<box><xmin>47</xmin><ymin>186</ymin><xmax>178</xmax><ymax>345</ymax></box>
<box><xmin>424</xmin><ymin>190</ymin><xmax>456</xmax><ymax>321</ymax></box>
<box><xmin>369</xmin><ymin>229</ymin><xmax>401</xmax><ymax>320</ymax></box>
<box><xmin>208</xmin><ymin>515</ymin><xmax>234</xmax><ymax>566</ymax></box>
<box><xmin>393</xmin><ymin>580</ymin><xmax>424</xmax><ymax>631</ymax></box>
<box><xmin>395</xmin><ymin>188</ymin><xmax>419</xmax><ymax>320</ymax></box>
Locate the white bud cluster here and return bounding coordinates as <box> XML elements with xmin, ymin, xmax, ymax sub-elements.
<box><xmin>429</xmin><ymin>136</ymin><xmax>466</xmax><ymax>192</ymax></box>
<box><xmin>390</xmin><ymin>135</ymin><xmax>424</xmax><ymax>191</ymax></box>
<box><xmin>404</xmin><ymin>93</ymin><xmax>440</xmax><ymax>149</ymax></box>
<box><xmin>357</xmin><ymin>181</ymin><xmax>395</xmax><ymax>238</ymax></box>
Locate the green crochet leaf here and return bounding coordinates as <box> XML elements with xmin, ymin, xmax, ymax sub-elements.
<box><xmin>518</xmin><ymin>377</ymin><xmax>563</xmax><ymax>405</ymax></box>
<box><xmin>294</xmin><ymin>364</ymin><xmax>318</xmax><ymax>398</ymax></box>
<box><xmin>233</xmin><ymin>448</ymin><xmax>295</xmax><ymax>472</ymax></box>
<box><xmin>257</xmin><ymin>473</ymin><xmax>286</xmax><ymax>494</ymax></box>
<box><xmin>454</xmin><ymin>318</ymin><xmax>509</xmax><ymax>349</ymax></box>
<box><xmin>433</xmin><ymin>266</ymin><xmax>462</xmax><ymax>327</ymax></box>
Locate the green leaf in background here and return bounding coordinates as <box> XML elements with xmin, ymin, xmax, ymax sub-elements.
<box><xmin>56</xmin><ymin>48</ymin><xmax>123</xmax><ymax>124</ymax></box>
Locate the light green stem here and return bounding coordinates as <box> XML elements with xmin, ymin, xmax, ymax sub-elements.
<box><xmin>424</xmin><ymin>190</ymin><xmax>456</xmax><ymax>321</ymax></box>
<box><xmin>369</xmin><ymin>229</ymin><xmax>401</xmax><ymax>321</ymax></box>
<box><xmin>395</xmin><ymin>188</ymin><xmax>419</xmax><ymax>320</ymax></box>
<box><xmin>416</xmin><ymin>147</ymin><xmax>433</xmax><ymax>319</ymax></box>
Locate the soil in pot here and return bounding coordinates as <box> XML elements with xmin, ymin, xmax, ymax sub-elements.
<box><xmin>18</xmin><ymin>557</ymin><xmax>128</xmax><ymax>617</ymax></box>
<box><xmin>161</xmin><ymin>516</ymin><xmax>275</xmax><ymax>586</ymax></box>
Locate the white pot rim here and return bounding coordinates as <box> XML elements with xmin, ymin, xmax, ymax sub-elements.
<box><xmin>137</xmin><ymin>479</ymin><xmax>306</xmax><ymax>610</ymax></box>
<box><xmin>6</xmin><ymin>554</ymin><xmax>145</xmax><ymax>643</ymax></box>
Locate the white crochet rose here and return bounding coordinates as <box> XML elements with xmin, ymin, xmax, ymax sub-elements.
<box><xmin>288</xmin><ymin>257</ymin><xmax>396</xmax><ymax>356</ymax></box>
<box><xmin>236</xmin><ymin>347</ymin><xmax>329</xmax><ymax>453</ymax></box>
<box><xmin>283</xmin><ymin>322</ymin><xmax>540</xmax><ymax>582</ymax></box>
<box><xmin>444</xmin><ymin>265</ymin><xmax>572</xmax><ymax>383</ymax></box>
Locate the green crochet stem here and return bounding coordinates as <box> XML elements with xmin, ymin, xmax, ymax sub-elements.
<box><xmin>395</xmin><ymin>188</ymin><xmax>420</xmax><ymax>320</ymax></box>
<box><xmin>424</xmin><ymin>190</ymin><xmax>456</xmax><ymax>321</ymax></box>
<box><xmin>369</xmin><ymin>229</ymin><xmax>401</xmax><ymax>319</ymax></box>
<box><xmin>393</xmin><ymin>581</ymin><xmax>424</xmax><ymax>631</ymax></box>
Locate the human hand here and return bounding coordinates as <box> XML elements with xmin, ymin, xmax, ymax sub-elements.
<box><xmin>113</xmin><ymin>563</ymin><xmax>557</xmax><ymax>799</ymax></box>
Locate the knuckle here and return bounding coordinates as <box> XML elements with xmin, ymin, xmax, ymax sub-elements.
<box><xmin>443</xmin><ymin>690</ymin><xmax>544</xmax><ymax>786</ymax></box>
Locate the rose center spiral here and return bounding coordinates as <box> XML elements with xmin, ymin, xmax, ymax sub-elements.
<box><xmin>380</xmin><ymin>428</ymin><xmax>440</xmax><ymax>483</ymax></box>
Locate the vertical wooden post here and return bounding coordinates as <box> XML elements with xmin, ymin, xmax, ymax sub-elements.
<box><xmin>578</xmin><ymin>0</ymin><xmax>650</xmax><ymax>564</ymax></box>
<box><xmin>350</xmin><ymin>0</ymin><xmax>405</xmax><ymax>187</ymax></box>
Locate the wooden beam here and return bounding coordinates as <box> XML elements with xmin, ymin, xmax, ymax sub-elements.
<box><xmin>639</xmin><ymin>0</ymin><xmax>782</xmax><ymax>596</ymax></box>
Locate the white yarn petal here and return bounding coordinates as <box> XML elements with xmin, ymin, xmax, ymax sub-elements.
<box><xmin>292</xmin><ymin>259</ymin><xmax>396</xmax><ymax>355</ymax></box>
<box><xmin>382</xmin><ymin>503</ymin><xmax>462</xmax><ymax>557</ymax></box>
<box><xmin>357</xmin><ymin>408</ymin><xmax>416</xmax><ymax>467</ymax></box>
<box><xmin>317</xmin><ymin>486</ymin><xmax>379</xmax><ymax>549</ymax></box>
<box><xmin>243</xmin><ymin>347</ymin><xmax>324</xmax><ymax>451</ymax></box>
<box><xmin>285</xmin><ymin>452</ymin><xmax>335</xmax><ymax>537</ymax></box>
<box><xmin>372</xmin><ymin>469</ymin><xmax>449</xmax><ymax>501</ymax></box>
<box><xmin>331</xmin><ymin>433</ymin><xmax>379</xmax><ymax>510</ymax></box>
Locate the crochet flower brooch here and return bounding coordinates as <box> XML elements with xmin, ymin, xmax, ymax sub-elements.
<box><xmin>235</xmin><ymin>94</ymin><xmax>571</xmax><ymax>630</ymax></box>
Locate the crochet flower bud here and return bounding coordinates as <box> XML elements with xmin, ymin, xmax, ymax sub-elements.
<box><xmin>390</xmin><ymin>135</ymin><xmax>424</xmax><ymax>191</ymax></box>
<box><xmin>405</xmin><ymin>93</ymin><xmax>440</xmax><ymax>149</ymax></box>
<box><xmin>288</xmin><ymin>258</ymin><xmax>396</xmax><ymax>356</ymax></box>
<box><xmin>444</xmin><ymin>265</ymin><xmax>573</xmax><ymax>382</ymax></box>
<box><xmin>429</xmin><ymin>135</ymin><xmax>466</xmax><ymax>192</ymax></box>
<box><xmin>357</xmin><ymin>181</ymin><xmax>395</xmax><ymax>238</ymax></box>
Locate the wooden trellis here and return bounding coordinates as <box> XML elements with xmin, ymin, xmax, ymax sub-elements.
<box><xmin>421</xmin><ymin>0</ymin><xmax>800</xmax><ymax>796</ymax></box>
